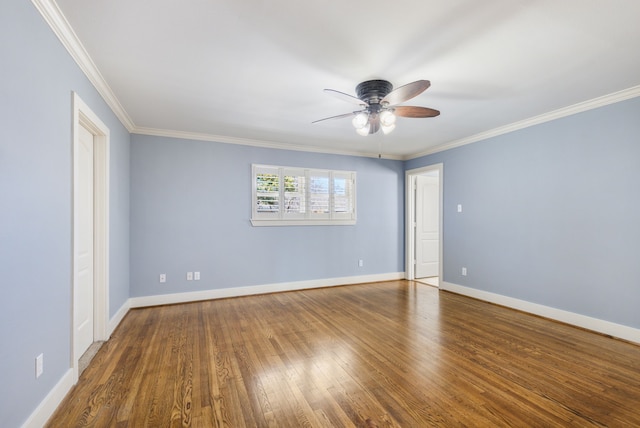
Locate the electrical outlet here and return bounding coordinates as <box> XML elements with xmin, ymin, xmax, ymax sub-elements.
<box><xmin>461</xmin><ymin>267</ymin><xmax>467</xmax><ymax>276</ymax></box>
<box><xmin>187</xmin><ymin>272</ymin><xmax>193</xmax><ymax>281</ymax></box>
<box><xmin>358</xmin><ymin>259</ymin><xmax>363</xmax><ymax>267</ymax></box>
<box><xmin>159</xmin><ymin>274</ymin><xmax>166</xmax><ymax>283</ymax></box>
<box><xmin>36</xmin><ymin>353</ymin><xmax>43</xmax><ymax>378</ymax></box>
<box><xmin>457</xmin><ymin>204</ymin><xmax>463</xmax><ymax>213</ymax></box>
<box><xmin>194</xmin><ymin>271</ymin><xmax>200</xmax><ymax>280</ymax></box>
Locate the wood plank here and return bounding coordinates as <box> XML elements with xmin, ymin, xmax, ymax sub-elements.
<box><xmin>46</xmin><ymin>280</ymin><xmax>640</xmax><ymax>427</ymax></box>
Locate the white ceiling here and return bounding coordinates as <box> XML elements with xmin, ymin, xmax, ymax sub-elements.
<box><xmin>53</xmin><ymin>0</ymin><xmax>640</xmax><ymax>159</ymax></box>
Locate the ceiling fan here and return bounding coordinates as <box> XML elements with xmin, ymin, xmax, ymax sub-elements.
<box><xmin>313</xmin><ymin>79</ymin><xmax>440</xmax><ymax>135</ymax></box>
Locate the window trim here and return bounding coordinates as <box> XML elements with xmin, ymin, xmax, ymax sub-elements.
<box><xmin>251</xmin><ymin>164</ymin><xmax>357</xmax><ymax>226</ymax></box>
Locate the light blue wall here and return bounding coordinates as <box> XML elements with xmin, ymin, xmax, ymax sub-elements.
<box><xmin>130</xmin><ymin>135</ymin><xmax>404</xmax><ymax>297</ymax></box>
<box><xmin>406</xmin><ymin>96</ymin><xmax>640</xmax><ymax>328</ymax></box>
<box><xmin>0</xmin><ymin>1</ymin><xmax>130</xmax><ymax>426</ymax></box>
<box><xmin>3</xmin><ymin>1</ymin><xmax>639</xmax><ymax>426</ymax></box>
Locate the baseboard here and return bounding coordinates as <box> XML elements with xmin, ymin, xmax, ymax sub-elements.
<box><xmin>20</xmin><ymin>272</ymin><xmax>400</xmax><ymax>426</ymax></box>
<box><xmin>441</xmin><ymin>281</ymin><xmax>640</xmax><ymax>344</ymax></box>
<box><xmin>108</xmin><ymin>298</ymin><xmax>131</xmax><ymax>337</ymax></box>
<box><xmin>130</xmin><ymin>272</ymin><xmax>405</xmax><ymax>308</ymax></box>
<box><xmin>21</xmin><ymin>369</ymin><xmax>74</xmax><ymax>428</ymax></box>
<box><xmin>24</xmin><ymin>300</ymin><xmax>132</xmax><ymax>428</ymax></box>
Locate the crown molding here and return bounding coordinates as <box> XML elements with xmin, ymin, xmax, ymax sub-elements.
<box><xmin>28</xmin><ymin>0</ymin><xmax>402</xmax><ymax>160</ymax></box>
<box><xmin>31</xmin><ymin>0</ymin><xmax>135</xmax><ymax>131</ymax></box>
<box><xmin>132</xmin><ymin>127</ymin><xmax>405</xmax><ymax>160</ymax></box>
<box><xmin>30</xmin><ymin>0</ymin><xmax>640</xmax><ymax>161</ymax></box>
<box><xmin>405</xmin><ymin>84</ymin><xmax>640</xmax><ymax>160</ymax></box>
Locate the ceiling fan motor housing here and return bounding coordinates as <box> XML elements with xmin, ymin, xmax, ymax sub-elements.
<box><xmin>356</xmin><ymin>80</ymin><xmax>393</xmax><ymax>105</ymax></box>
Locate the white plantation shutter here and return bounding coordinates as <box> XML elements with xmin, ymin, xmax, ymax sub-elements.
<box><xmin>251</xmin><ymin>164</ymin><xmax>356</xmax><ymax>226</ymax></box>
<box><xmin>308</xmin><ymin>169</ymin><xmax>330</xmax><ymax>219</ymax></box>
<box><xmin>282</xmin><ymin>168</ymin><xmax>306</xmax><ymax>219</ymax></box>
<box><xmin>332</xmin><ymin>172</ymin><xmax>355</xmax><ymax>220</ymax></box>
<box><xmin>253</xmin><ymin>165</ymin><xmax>280</xmax><ymax>219</ymax></box>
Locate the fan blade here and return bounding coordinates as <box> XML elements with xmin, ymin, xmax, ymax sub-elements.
<box><xmin>312</xmin><ymin>112</ymin><xmax>355</xmax><ymax>124</ymax></box>
<box><xmin>324</xmin><ymin>89</ymin><xmax>368</xmax><ymax>106</ymax></box>
<box><xmin>394</xmin><ymin>106</ymin><xmax>440</xmax><ymax>118</ymax></box>
<box><xmin>381</xmin><ymin>80</ymin><xmax>431</xmax><ymax>106</ymax></box>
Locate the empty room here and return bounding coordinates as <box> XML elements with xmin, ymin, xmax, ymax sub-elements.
<box><xmin>2</xmin><ymin>0</ymin><xmax>640</xmax><ymax>426</ymax></box>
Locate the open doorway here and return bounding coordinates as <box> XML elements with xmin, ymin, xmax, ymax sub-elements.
<box><xmin>405</xmin><ymin>164</ymin><xmax>443</xmax><ymax>287</ymax></box>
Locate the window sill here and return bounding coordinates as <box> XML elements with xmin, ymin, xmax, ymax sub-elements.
<box><xmin>251</xmin><ymin>219</ymin><xmax>356</xmax><ymax>227</ymax></box>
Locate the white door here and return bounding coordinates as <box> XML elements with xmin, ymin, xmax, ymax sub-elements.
<box><xmin>415</xmin><ymin>175</ymin><xmax>439</xmax><ymax>278</ymax></box>
<box><xmin>74</xmin><ymin>124</ymin><xmax>94</xmax><ymax>357</ymax></box>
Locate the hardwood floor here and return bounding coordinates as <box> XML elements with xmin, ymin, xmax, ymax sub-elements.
<box><xmin>47</xmin><ymin>280</ymin><xmax>640</xmax><ymax>427</ymax></box>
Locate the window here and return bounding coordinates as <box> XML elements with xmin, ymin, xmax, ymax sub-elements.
<box><xmin>252</xmin><ymin>164</ymin><xmax>356</xmax><ymax>226</ymax></box>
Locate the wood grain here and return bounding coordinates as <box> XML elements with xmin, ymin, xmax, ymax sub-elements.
<box><xmin>46</xmin><ymin>280</ymin><xmax>640</xmax><ymax>427</ymax></box>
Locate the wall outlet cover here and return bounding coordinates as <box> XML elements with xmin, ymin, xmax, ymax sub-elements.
<box><xmin>36</xmin><ymin>353</ymin><xmax>43</xmax><ymax>378</ymax></box>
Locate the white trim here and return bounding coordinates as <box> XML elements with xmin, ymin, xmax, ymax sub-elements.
<box><xmin>251</xmin><ymin>219</ymin><xmax>356</xmax><ymax>226</ymax></box>
<box><xmin>88</xmin><ymin>127</ymin><xmax>109</xmax><ymax>345</ymax></box>
<box><xmin>22</xmin><ymin>298</ymin><xmax>131</xmax><ymax>428</ymax></box>
<box><xmin>441</xmin><ymin>281</ymin><xmax>640</xmax><ymax>345</ymax></box>
<box><xmin>21</xmin><ymin>369</ymin><xmax>74</xmax><ymax>428</ymax></box>
<box><xmin>72</xmin><ymin>92</ymin><xmax>110</xmax><ymax>383</ymax></box>
<box><xmin>135</xmin><ymin>86</ymin><xmax>640</xmax><ymax>161</ymax></box>
<box><xmin>31</xmin><ymin>1</ymin><xmax>640</xmax><ymax>161</ymax></box>
<box><xmin>28</xmin><ymin>0</ymin><xmax>640</xmax><ymax>161</ymax></box>
<box><xmin>405</xmin><ymin>164</ymin><xmax>443</xmax><ymax>283</ymax></box>
<box><xmin>22</xmin><ymin>274</ymin><xmax>400</xmax><ymax>425</ymax></box>
<box><xmin>405</xmin><ymin>173</ymin><xmax>415</xmax><ymax>280</ymax></box>
<box><xmin>133</xmin><ymin>127</ymin><xmax>405</xmax><ymax>160</ymax></box>
<box><xmin>407</xmin><ymin>85</ymin><xmax>640</xmax><ymax>160</ymax></box>
<box><xmin>30</xmin><ymin>0</ymin><xmax>134</xmax><ymax>131</ymax></box>
<box><xmin>107</xmin><ymin>299</ymin><xmax>131</xmax><ymax>337</ymax></box>
<box><xmin>130</xmin><ymin>272</ymin><xmax>405</xmax><ymax>308</ymax></box>
<box><xmin>251</xmin><ymin>164</ymin><xmax>357</xmax><ymax>226</ymax></box>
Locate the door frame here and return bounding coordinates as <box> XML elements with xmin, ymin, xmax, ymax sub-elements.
<box><xmin>72</xmin><ymin>92</ymin><xmax>110</xmax><ymax>382</ymax></box>
<box><xmin>405</xmin><ymin>163</ymin><xmax>443</xmax><ymax>281</ymax></box>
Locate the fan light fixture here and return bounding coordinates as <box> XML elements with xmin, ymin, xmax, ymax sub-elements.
<box><xmin>313</xmin><ymin>79</ymin><xmax>440</xmax><ymax>136</ymax></box>
<box><xmin>352</xmin><ymin>112</ymin><xmax>369</xmax><ymax>129</ymax></box>
<box><xmin>379</xmin><ymin>110</ymin><xmax>396</xmax><ymax>135</ymax></box>
<box><xmin>353</xmin><ymin>109</ymin><xmax>396</xmax><ymax>136</ymax></box>
<box><xmin>356</xmin><ymin>124</ymin><xmax>370</xmax><ymax>136</ymax></box>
